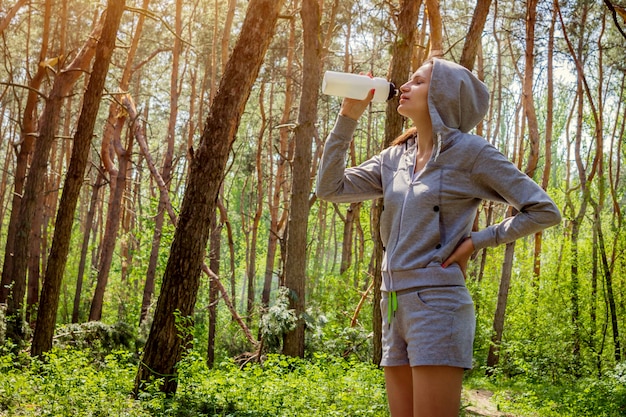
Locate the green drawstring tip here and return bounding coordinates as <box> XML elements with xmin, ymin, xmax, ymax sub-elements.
<box><xmin>387</xmin><ymin>291</ymin><xmax>398</xmax><ymax>328</ymax></box>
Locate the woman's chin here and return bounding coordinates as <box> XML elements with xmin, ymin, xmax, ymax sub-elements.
<box><xmin>396</xmin><ymin>105</ymin><xmax>410</xmax><ymax>118</ymax></box>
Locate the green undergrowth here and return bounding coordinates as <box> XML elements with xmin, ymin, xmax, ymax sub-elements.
<box><xmin>0</xmin><ymin>345</ymin><xmax>387</xmax><ymax>416</ymax></box>
<box><xmin>0</xmin><ymin>346</ymin><xmax>146</xmax><ymax>416</ymax></box>
<box><xmin>1</xmin><ymin>343</ymin><xmax>624</xmax><ymax>416</ymax></box>
<box><xmin>465</xmin><ymin>366</ymin><xmax>626</xmax><ymax>417</ymax></box>
<box><xmin>163</xmin><ymin>352</ymin><xmax>388</xmax><ymax>416</ymax></box>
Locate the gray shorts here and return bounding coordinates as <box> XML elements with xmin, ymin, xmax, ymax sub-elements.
<box><xmin>380</xmin><ymin>285</ymin><xmax>475</xmax><ymax>369</ymax></box>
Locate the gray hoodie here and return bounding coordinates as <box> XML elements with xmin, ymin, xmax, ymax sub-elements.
<box><xmin>316</xmin><ymin>58</ymin><xmax>561</xmax><ymax>292</ymax></box>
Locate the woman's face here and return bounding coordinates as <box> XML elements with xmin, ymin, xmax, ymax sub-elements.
<box><xmin>397</xmin><ymin>62</ymin><xmax>433</xmax><ymax>120</ymax></box>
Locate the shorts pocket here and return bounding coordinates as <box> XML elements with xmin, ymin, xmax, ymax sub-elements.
<box><xmin>414</xmin><ymin>286</ymin><xmax>473</xmax><ymax>314</ymax></box>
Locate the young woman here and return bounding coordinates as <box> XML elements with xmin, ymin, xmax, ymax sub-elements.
<box><xmin>316</xmin><ymin>58</ymin><xmax>561</xmax><ymax>417</ymax></box>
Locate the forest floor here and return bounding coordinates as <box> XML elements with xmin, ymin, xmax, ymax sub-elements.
<box><xmin>463</xmin><ymin>388</ymin><xmax>521</xmax><ymax>417</ymax></box>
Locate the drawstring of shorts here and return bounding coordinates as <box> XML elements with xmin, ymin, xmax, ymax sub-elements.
<box><xmin>387</xmin><ymin>291</ymin><xmax>398</xmax><ymax>328</ymax></box>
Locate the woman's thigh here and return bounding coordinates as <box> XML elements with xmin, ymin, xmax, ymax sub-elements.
<box><xmin>384</xmin><ymin>365</ymin><xmax>464</xmax><ymax>417</ymax></box>
<box><xmin>412</xmin><ymin>365</ymin><xmax>464</xmax><ymax>417</ymax></box>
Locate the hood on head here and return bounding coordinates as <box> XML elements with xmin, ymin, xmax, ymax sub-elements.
<box><xmin>428</xmin><ymin>58</ymin><xmax>490</xmax><ymax>135</ymax></box>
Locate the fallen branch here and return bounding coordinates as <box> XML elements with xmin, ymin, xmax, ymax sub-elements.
<box><xmin>350</xmin><ymin>279</ymin><xmax>374</xmax><ymax>327</ymax></box>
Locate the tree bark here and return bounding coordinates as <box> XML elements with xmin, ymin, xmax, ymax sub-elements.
<box><xmin>141</xmin><ymin>0</ymin><xmax>179</xmax><ymax>327</ymax></box>
<box><xmin>207</xmin><ymin>209</ymin><xmax>221</xmax><ymax>368</ymax></box>
<box><xmin>424</xmin><ymin>0</ymin><xmax>443</xmax><ymax>57</ymax></box>
<box><xmin>533</xmin><ymin>4</ymin><xmax>558</xmax><ymax>284</ymax></box>
<box><xmin>25</xmin><ymin>199</ymin><xmax>43</xmax><ymax>327</ymax></box>
<box><xmin>339</xmin><ymin>202</ymin><xmax>361</xmax><ymax>274</ymax></box>
<box><xmin>486</xmin><ymin>236</ymin><xmax>515</xmax><ymax>374</ymax></box>
<box><xmin>282</xmin><ymin>0</ymin><xmax>321</xmax><ymax>358</ymax></box>
<box><xmin>370</xmin><ymin>0</ymin><xmax>421</xmax><ymax>366</ymax></box>
<box><xmin>31</xmin><ymin>0</ymin><xmax>126</xmax><ymax>356</ymax></box>
<box><xmin>0</xmin><ymin>0</ymin><xmax>52</xmax><ymax>305</ymax></box>
<box><xmin>522</xmin><ymin>0</ymin><xmax>540</xmax><ymax>178</ymax></box>
<box><xmin>244</xmin><ymin>83</ymin><xmax>267</xmax><ymax>323</ymax></box>
<box><xmin>262</xmin><ymin>16</ymin><xmax>297</xmax><ymax>307</ymax></box>
<box><xmin>73</xmin><ymin>172</ymin><xmax>105</xmax><ymax>323</ymax></box>
<box><xmin>592</xmin><ymin>199</ymin><xmax>621</xmax><ymax>362</ymax></box>
<box><xmin>89</xmin><ymin>116</ymin><xmax>133</xmax><ymax>321</ymax></box>
<box><xmin>486</xmin><ymin>0</ymin><xmax>542</xmax><ymax>373</ymax></box>
<box><xmin>557</xmin><ymin>0</ymin><xmax>598</xmax><ymax>373</ymax></box>
<box><xmin>460</xmin><ymin>0</ymin><xmax>492</xmax><ymax>71</ymax></box>
<box><xmin>3</xmin><ymin>13</ymin><xmax>103</xmax><ymax>344</ymax></box>
<box><xmin>89</xmin><ymin>0</ymin><xmax>154</xmax><ymax>322</ymax></box>
<box><xmin>134</xmin><ymin>0</ymin><xmax>284</xmax><ymax>395</ymax></box>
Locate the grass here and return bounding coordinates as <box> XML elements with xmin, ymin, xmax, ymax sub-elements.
<box><xmin>1</xmin><ymin>344</ymin><xmax>624</xmax><ymax>416</ymax></box>
<box><xmin>0</xmin><ymin>347</ymin><xmax>388</xmax><ymax>416</ymax></box>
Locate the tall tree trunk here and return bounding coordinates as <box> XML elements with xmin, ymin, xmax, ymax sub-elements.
<box><xmin>569</xmin><ymin>197</ymin><xmax>587</xmax><ymax>372</ymax></box>
<box><xmin>134</xmin><ymin>0</ymin><xmax>285</xmax><ymax>395</ymax></box>
<box><xmin>33</xmin><ymin>1</ymin><xmax>72</xmax><ymax>326</ymax></box>
<box><xmin>3</xmin><ymin>14</ymin><xmax>102</xmax><ymax>344</ymax></box>
<box><xmin>486</xmin><ymin>0</ymin><xmax>542</xmax><ymax>373</ymax></box>
<box><xmin>0</xmin><ymin>0</ymin><xmax>52</xmax><ymax>305</ymax></box>
<box><xmin>282</xmin><ymin>0</ymin><xmax>321</xmax><ymax>358</ymax></box>
<box><xmin>424</xmin><ymin>0</ymin><xmax>442</xmax><ymax>56</ymax></box>
<box><xmin>216</xmin><ymin>197</ymin><xmax>237</xmax><ymax>304</ymax></box>
<box><xmin>122</xmin><ymin>91</ymin><xmax>258</xmax><ymax>353</ymax></box>
<box><xmin>460</xmin><ymin>0</ymin><xmax>492</xmax><ymax>70</ymax></box>
<box><xmin>558</xmin><ymin>0</ymin><xmax>600</xmax><ymax>372</ymax></box>
<box><xmin>522</xmin><ymin>0</ymin><xmax>540</xmax><ymax>178</ymax></box>
<box><xmin>245</xmin><ymin>84</ymin><xmax>268</xmax><ymax>323</ymax></box>
<box><xmin>89</xmin><ymin>123</ymin><xmax>133</xmax><ymax>321</ymax></box>
<box><xmin>73</xmin><ymin>172</ymin><xmax>105</xmax><ymax>323</ymax></box>
<box><xmin>31</xmin><ymin>0</ymin><xmax>126</xmax><ymax>356</ymax></box>
<box><xmin>568</xmin><ymin>66</ymin><xmax>589</xmax><ymax>374</ymax></box>
<box><xmin>141</xmin><ymin>0</ymin><xmax>179</xmax><ymax>326</ymax></box>
<box><xmin>533</xmin><ymin>4</ymin><xmax>558</xmax><ymax>285</ymax></box>
<box><xmin>486</xmin><ymin>209</ymin><xmax>516</xmax><ymax>374</ymax></box>
<box><xmin>221</xmin><ymin>0</ymin><xmax>238</xmax><ymax>72</ymax></box>
<box><xmin>0</xmin><ymin>139</ymin><xmax>13</xmax><ymax>240</ymax></box>
<box><xmin>592</xmin><ymin>199</ymin><xmax>621</xmax><ymax>362</ymax></box>
<box><xmin>339</xmin><ymin>202</ymin><xmax>361</xmax><ymax>274</ymax></box>
<box><xmin>89</xmin><ymin>0</ymin><xmax>154</xmax><ymax>322</ymax></box>
<box><xmin>486</xmin><ymin>237</ymin><xmax>516</xmax><ymax>374</ymax></box>
<box><xmin>207</xmin><ymin>209</ymin><xmax>221</xmax><ymax>368</ymax></box>
<box><xmin>262</xmin><ymin>16</ymin><xmax>297</xmax><ymax>307</ymax></box>
<box><xmin>369</xmin><ymin>0</ymin><xmax>421</xmax><ymax>365</ymax></box>
<box><xmin>26</xmin><ymin>200</ymin><xmax>43</xmax><ymax>326</ymax></box>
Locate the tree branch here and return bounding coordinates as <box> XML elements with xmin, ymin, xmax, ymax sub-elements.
<box><xmin>122</xmin><ymin>93</ymin><xmax>258</xmax><ymax>347</ymax></box>
<box><xmin>604</xmin><ymin>0</ymin><xmax>626</xmax><ymax>40</ymax></box>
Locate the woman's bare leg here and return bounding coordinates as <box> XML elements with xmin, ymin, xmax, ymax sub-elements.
<box><xmin>412</xmin><ymin>365</ymin><xmax>464</xmax><ymax>417</ymax></box>
<box><xmin>384</xmin><ymin>365</ymin><xmax>413</xmax><ymax>417</ymax></box>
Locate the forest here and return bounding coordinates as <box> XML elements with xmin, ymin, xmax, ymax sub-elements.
<box><xmin>0</xmin><ymin>0</ymin><xmax>625</xmax><ymax>415</ymax></box>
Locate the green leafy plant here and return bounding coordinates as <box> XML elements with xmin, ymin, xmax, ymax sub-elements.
<box><xmin>259</xmin><ymin>286</ymin><xmax>298</xmax><ymax>352</ymax></box>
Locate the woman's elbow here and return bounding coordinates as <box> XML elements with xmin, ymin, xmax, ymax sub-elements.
<box><xmin>550</xmin><ymin>206</ymin><xmax>562</xmax><ymax>227</ymax></box>
<box><xmin>544</xmin><ymin>202</ymin><xmax>562</xmax><ymax>228</ymax></box>
<box><xmin>315</xmin><ymin>184</ymin><xmax>338</xmax><ymax>202</ymax></box>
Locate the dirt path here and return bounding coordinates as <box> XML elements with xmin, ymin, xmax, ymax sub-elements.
<box><xmin>463</xmin><ymin>388</ymin><xmax>519</xmax><ymax>417</ymax></box>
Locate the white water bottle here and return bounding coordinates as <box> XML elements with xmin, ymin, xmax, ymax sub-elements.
<box><xmin>322</xmin><ymin>71</ymin><xmax>398</xmax><ymax>103</ymax></box>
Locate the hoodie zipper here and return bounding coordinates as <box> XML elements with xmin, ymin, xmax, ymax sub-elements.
<box><xmin>386</xmin><ymin>146</ymin><xmax>416</xmax><ymax>327</ymax></box>
<box><xmin>385</xmin><ymin>132</ymin><xmax>441</xmax><ymax>327</ymax></box>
